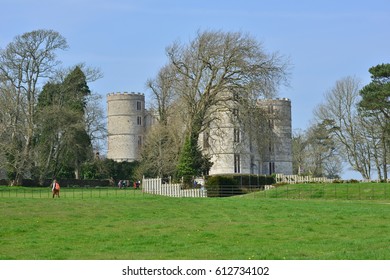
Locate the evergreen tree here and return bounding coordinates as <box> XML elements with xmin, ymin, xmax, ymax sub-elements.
<box><xmin>359</xmin><ymin>63</ymin><xmax>390</xmax><ymax>179</ymax></box>
<box><xmin>176</xmin><ymin>136</ymin><xmax>212</xmax><ymax>184</ymax></box>
<box><xmin>359</xmin><ymin>63</ymin><xmax>390</xmax><ymax>118</ymax></box>
<box><xmin>35</xmin><ymin>67</ymin><xmax>92</xmax><ymax>180</ymax></box>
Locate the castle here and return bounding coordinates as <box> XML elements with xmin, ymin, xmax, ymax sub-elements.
<box><xmin>106</xmin><ymin>92</ymin><xmax>293</xmax><ymax>176</ymax></box>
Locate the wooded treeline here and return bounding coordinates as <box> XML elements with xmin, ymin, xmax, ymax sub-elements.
<box><xmin>0</xmin><ymin>29</ymin><xmax>116</xmax><ymax>185</ymax></box>
<box><xmin>293</xmin><ymin>64</ymin><xmax>390</xmax><ymax>180</ymax></box>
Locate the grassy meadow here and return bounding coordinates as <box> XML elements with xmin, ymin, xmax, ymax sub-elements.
<box><xmin>1</xmin><ymin>184</ymin><xmax>390</xmax><ymax>260</ymax></box>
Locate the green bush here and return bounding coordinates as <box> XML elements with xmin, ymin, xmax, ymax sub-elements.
<box><xmin>234</xmin><ymin>174</ymin><xmax>275</xmax><ymax>186</ymax></box>
<box><xmin>348</xmin><ymin>179</ymin><xmax>360</xmax><ymax>184</ymax></box>
<box><xmin>206</xmin><ymin>175</ymin><xmax>241</xmax><ymax>197</ymax></box>
<box><xmin>205</xmin><ymin>174</ymin><xmax>275</xmax><ymax>197</ymax></box>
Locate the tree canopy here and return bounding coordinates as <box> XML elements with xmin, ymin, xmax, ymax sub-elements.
<box><xmin>35</xmin><ymin>66</ymin><xmax>92</xmax><ymax>180</ymax></box>
<box><xmin>0</xmin><ymin>29</ymin><xmax>68</xmax><ymax>184</ymax></box>
<box><xmin>0</xmin><ymin>30</ymin><xmax>105</xmax><ymax>184</ymax></box>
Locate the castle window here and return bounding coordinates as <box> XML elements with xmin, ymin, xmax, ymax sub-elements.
<box><xmin>136</xmin><ymin>101</ymin><xmax>142</xmax><ymax>111</ymax></box>
<box><xmin>268</xmin><ymin>105</ymin><xmax>274</xmax><ymax>114</ymax></box>
<box><xmin>138</xmin><ymin>136</ymin><xmax>143</xmax><ymax>148</ymax></box>
<box><xmin>234</xmin><ymin>154</ymin><xmax>241</xmax><ymax>173</ymax></box>
<box><xmin>203</xmin><ymin>131</ymin><xmax>210</xmax><ymax>148</ymax></box>
<box><xmin>233</xmin><ymin>128</ymin><xmax>240</xmax><ymax>143</ymax></box>
<box><xmin>269</xmin><ymin>142</ymin><xmax>273</xmax><ymax>153</ymax></box>
<box><xmin>232</xmin><ymin>108</ymin><xmax>239</xmax><ymax>119</ymax></box>
<box><xmin>137</xmin><ymin>116</ymin><xmax>142</xmax><ymax>125</ymax></box>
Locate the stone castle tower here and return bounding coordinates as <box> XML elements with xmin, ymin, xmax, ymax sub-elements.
<box><xmin>106</xmin><ymin>92</ymin><xmax>145</xmax><ymax>162</ymax></box>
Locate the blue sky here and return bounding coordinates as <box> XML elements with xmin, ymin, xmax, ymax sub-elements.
<box><xmin>1</xmin><ymin>0</ymin><xmax>389</xmax><ymax>177</ymax></box>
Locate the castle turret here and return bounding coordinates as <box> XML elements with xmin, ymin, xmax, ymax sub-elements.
<box><xmin>106</xmin><ymin>92</ymin><xmax>145</xmax><ymax>162</ymax></box>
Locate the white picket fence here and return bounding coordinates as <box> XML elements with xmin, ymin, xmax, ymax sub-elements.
<box><xmin>275</xmin><ymin>174</ymin><xmax>334</xmax><ymax>184</ymax></box>
<box><xmin>142</xmin><ymin>177</ymin><xmax>207</xmax><ymax>198</ymax></box>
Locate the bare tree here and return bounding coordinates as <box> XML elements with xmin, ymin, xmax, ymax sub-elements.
<box><xmin>0</xmin><ymin>80</ymin><xmax>25</xmax><ymax>179</ymax></box>
<box><xmin>314</xmin><ymin>76</ymin><xmax>373</xmax><ymax>179</ymax></box>
<box><xmin>292</xmin><ymin>129</ymin><xmax>308</xmax><ymax>175</ymax></box>
<box><xmin>140</xmin><ymin>64</ymin><xmax>185</xmax><ymax>178</ymax></box>
<box><xmin>359</xmin><ymin>113</ymin><xmax>388</xmax><ymax>179</ymax></box>
<box><xmin>84</xmin><ymin>93</ymin><xmax>107</xmax><ymax>154</ymax></box>
<box><xmin>0</xmin><ymin>30</ymin><xmax>68</xmax><ymax>183</ymax></box>
<box><xmin>146</xmin><ymin>64</ymin><xmax>177</xmax><ymax>125</ymax></box>
<box><xmin>166</xmin><ymin>30</ymin><xmax>289</xmax><ymax>141</ymax></box>
<box><xmin>136</xmin><ymin>117</ymin><xmax>184</xmax><ymax>178</ymax></box>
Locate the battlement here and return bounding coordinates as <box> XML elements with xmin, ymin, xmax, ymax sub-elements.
<box><xmin>258</xmin><ymin>97</ymin><xmax>291</xmax><ymax>103</ymax></box>
<box><xmin>107</xmin><ymin>91</ymin><xmax>144</xmax><ymax>96</ymax></box>
<box><xmin>107</xmin><ymin>92</ymin><xmax>144</xmax><ymax>102</ymax></box>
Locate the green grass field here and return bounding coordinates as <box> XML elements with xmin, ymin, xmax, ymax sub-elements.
<box><xmin>255</xmin><ymin>182</ymin><xmax>390</xmax><ymax>200</ymax></box>
<box><xmin>1</xmin><ymin>184</ymin><xmax>390</xmax><ymax>260</ymax></box>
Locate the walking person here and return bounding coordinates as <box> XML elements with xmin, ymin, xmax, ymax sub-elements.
<box><xmin>52</xmin><ymin>179</ymin><xmax>60</xmax><ymax>198</ymax></box>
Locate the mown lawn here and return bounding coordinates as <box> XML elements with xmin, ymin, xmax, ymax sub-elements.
<box><xmin>256</xmin><ymin>182</ymin><xmax>390</xmax><ymax>200</ymax></box>
<box><xmin>1</xmin><ymin>185</ymin><xmax>390</xmax><ymax>260</ymax></box>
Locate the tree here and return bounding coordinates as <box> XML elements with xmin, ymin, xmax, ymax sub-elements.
<box><xmin>146</xmin><ymin>64</ymin><xmax>177</xmax><ymax>126</ymax></box>
<box><xmin>0</xmin><ymin>29</ymin><xmax>68</xmax><ymax>184</ymax></box>
<box><xmin>136</xmin><ymin>119</ymin><xmax>183</xmax><ymax>178</ymax></box>
<box><xmin>359</xmin><ymin>63</ymin><xmax>390</xmax><ymax>119</ymax></box>
<box><xmin>84</xmin><ymin>93</ymin><xmax>107</xmax><ymax>154</ymax></box>
<box><xmin>102</xmin><ymin>159</ymin><xmax>139</xmax><ymax>181</ymax></box>
<box><xmin>292</xmin><ymin>129</ymin><xmax>308</xmax><ymax>175</ymax></box>
<box><xmin>176</xmin><ymin>136</ymin><xmax>212</xmax><ymax>181</ymax></box>
<box><xmin>161</xmin><ymin>30</ymin><xmax>289</xmax><ymax>176</ymax></box>
<box><xmin>51</xmin><ymin>63</ymin><xmax>105</xmax><ymax>156</ymax></box>
<box><xmin>359</xmin><ymin>63</ymin><xmax>390</xmax><ymax>179</ymax></box>
<box><xmin>139</xmin><ymin>65</ymin><xmax>183</xmax><ymax>178</ymax></box>
<box><xmin>314</xmin><ymin>76</ymin><xmax>372</xmax><ymax>179</ymax></box>
<box><xmin>35</xmin><ymin>66</ymin><xmax>92</xmax><ymax>180</ymax></box>
<box><xmin>305</xmin><ymin>122</ymin><xmax>342</xmax><ymax>178</ymax></box>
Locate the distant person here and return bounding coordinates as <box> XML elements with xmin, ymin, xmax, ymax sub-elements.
<box><xmin>118</xmin><ymin>180</ymin><xmax>122</xmax><ymax>189</ymax></box>
<box><xmin>52</xmin><ymin>179</ymin><xmax>60</xmax><ymax>198</ymax></box>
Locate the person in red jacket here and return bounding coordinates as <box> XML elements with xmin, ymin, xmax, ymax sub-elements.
<box><xmin>51</xmin><ymin>179</ymin><xmax>60</xmax><ymax>198</ymax></box>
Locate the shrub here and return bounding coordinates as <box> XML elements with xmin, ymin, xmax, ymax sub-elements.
<box><xmin>206</xmin><ymin>175</ymin><xmax>241</xmax><ymax>197</ymax></box>
<box><xmin>205</xmin><ymin>174</ymin><xmax>275</xmax><ymax>197</ymax></box>
<box><xmin>348</xmin><ymin>179</ymin><xmax>360</xmax><ymax>184</ymax></box>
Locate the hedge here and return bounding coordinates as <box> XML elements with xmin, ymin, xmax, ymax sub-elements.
<box><xmin>205</xmin><ymin>174</ymin><xmax>275</xmax><ymax>197</ymax></box>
